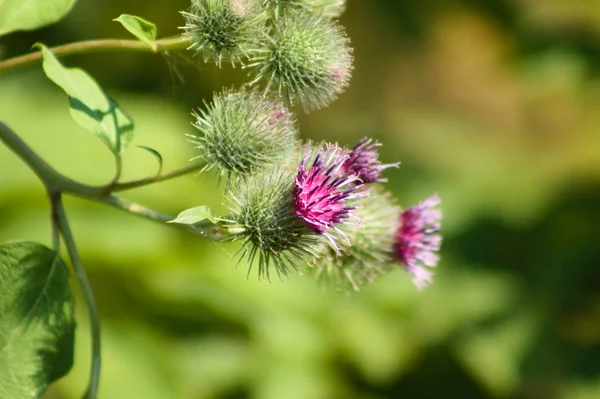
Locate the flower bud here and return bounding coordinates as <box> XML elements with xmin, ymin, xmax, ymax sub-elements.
<box><xmin>225</xmin><ymin>166</ymin><xmax>324</xmax><ymax>279</ymax></box>
<box><xmin>263</xmin><ymin>0</ymin><xmax>346</xmax><ymax>18</ymax></box>
<box><xmin>394</xmin><ymin>194</ymin><xmax>442</xmax><ymax>291</ymax></box>
<box><xmin>342</xmin><ymin>138</ymin><xmax>400</xmax><ymax>183</ymax></box>
<box><xmin>189</xmin><ymin>88</ymin><xmax>299</xmax><ymax>179</ymax></box>
<box><xmin>181</xmin><ymin>0</ymin><xmax>266</xmax><ymax>67</ymax></box>
<box><xmin>293</xmin><ymin>142</ymin><xmax>367</xmax><ymax>250</ymax></box>
<box><xmin>247</xmin><ymin>11</ymin><xmax>353</xmax><ymax>111</ymax></box>
<box><xmin>312</xmin><ymin>188</ymin><xmax>400</xmax><ymax>291</ymax></box>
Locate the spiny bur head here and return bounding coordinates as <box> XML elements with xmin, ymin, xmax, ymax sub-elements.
<box><xmin>248</xmin><ymin>11</ymin><xmax>353</xmax><ymax>111</ymax></box>
<box><xmin>181</xmin><ymin>0</ymin><xmax>266</xmax><ymax>67</ymax></box>
<box><xmin>263</xmin><ymin>0</ymin><xmax>346</xmax><ymax>18</ymax></box>
<box><xmin>226</xmin><ymin>166</ymin><xmax>324</xmax><ymax>279</ymax></box>
<box><xmin>189</xmin><ymin>88</ymin><xmax>299</xmax><ymax>179</ymax></box>
<box><xmin>313</xmin><ymin>187</ymin><xmax>400</xmax><ymax>291</ymax></box>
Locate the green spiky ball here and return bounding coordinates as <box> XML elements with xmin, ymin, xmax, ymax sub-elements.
<box><xmin>225</xmin><ymin>167</ymin><xmax>323</xmax><ymax>279</ymax></box>
<box><xmin>312</xmin><ymin>188</ymin><xmax>401</xmax><ymax>291</ymax></box>
<box><xmin>247</xmin><ymin>11</ymin><xmax>353</xmax><ymax>111</ymax></box>
<box><xmin>181</xmin><ymin>0</ymin><xmax>266</xmax><ymax>67</ymax></box>
<box><xmin>189</xmin><ymin>88</ymin><xmax>299</xmax><ymax>179</ymax></box>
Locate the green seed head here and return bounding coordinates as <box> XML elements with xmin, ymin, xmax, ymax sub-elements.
<box><xmin>225</xmin><ymin>166</ymin><xmax>324</xmax><ymax>279</ymax></box>
<box><xmin>189</xmin><ymin>87</ymin><xmax>299</xmax><ymax>179</ymax></box>
<box><xmin>247</xmin><ymin>11</ymin><xmax>353</xmax><ymax>111</ymax></box>
<box><xmin>263</xmin><ymin>0</ymin><xmax>346</xmax><ymax>18</ymax></box>
<box><xmin>312</xmin><ymin>187</ymin><xmax>401</xmax><ymax>291</ymax></box>
<box><xmin>181</xmin><ymin>0</ymin><xmax>267</xmax><ymax>67</ymax></box>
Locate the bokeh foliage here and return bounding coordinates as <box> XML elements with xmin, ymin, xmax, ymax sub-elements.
<box><xmin>1</xmin><ymin>0</ymin><xmax>600</xmax><ymax>398</ymax></box>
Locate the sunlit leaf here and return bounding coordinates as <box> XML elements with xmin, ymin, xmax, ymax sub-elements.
<box><xmin>169</xmin><ymin>206</ymin><xmax>219</xmax><ymax>226</ymax></box>
<box><xmin>37</xmin><ymin>43</ymin><xmax>134</xmax><ymax>155</ymax></box>
<box><xmin>0</xmin><ymin>241</ymin><xmax>75</xmax><ymax>399</ymax></box>
<box><xmin>113</xmin><ymin>14</ymin><xmax>157</xmax><ymax>49</ymax></box>
<box><xmin>0</xmin><ymin>0</ymin><xmax>76</xmax><ymax>37</ymax></box>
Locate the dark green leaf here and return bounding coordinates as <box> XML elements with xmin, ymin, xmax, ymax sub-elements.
<box><xmin>113</xmin><ymin>14</ymin><xmax>157</xmax><ymax>49</ymax></box>
<box><xmin>136</xmin><ymin>145</ymin><xmax>163</xmax><ymax>176</ymax></box>
<box><xmin>169</xmin><ymin>206</ymin><xmax>219</xmax><ymax>226</ymax></box>
<box><xmin>0</xmin><ymin>0</ymin><xmax>76</xmax><ymax>37</ymax></box>
<box><xmin>0</xmin><ymin>241</ymin><xmax>75</xmax><ymax>399</ymax></box>
<box><xmin>37</xmin><ymin>43</ymin><xmax>134</xmax><ymax>155</ymax></box>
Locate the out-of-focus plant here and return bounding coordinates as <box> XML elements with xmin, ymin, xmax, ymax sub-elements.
<box><xmin>0</xmin><ymin>0</ymin><xmax>442</xmax><ymax>398</ymax></box>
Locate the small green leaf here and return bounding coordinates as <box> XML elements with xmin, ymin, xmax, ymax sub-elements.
<box><xmin>169</xmin><ymin>206</ymin><xmax>219</xmax><ymax>226</ymax></box>
<box><xmin>0</xmin><ymin>0</ymin><xmax>76</xmax><ymax>37</ymax></box>
<box><xmin>136</xmin><ymin>145</ymin><xmax>163</xmax><ymax>176</ymax></box>
<box><xmin>113</xmin><ymin>14</ymin><xmax>157</xmax><ymax>49</ymax></box>
<box><xmin>0</xmin><ymin>241</ymin><xmax>75</xmax><ymax>399</ymax></box>
<box><xmin>36</xmin><ymin>43</ymin><xmax>134</xmax><ymax>155</ymax></box>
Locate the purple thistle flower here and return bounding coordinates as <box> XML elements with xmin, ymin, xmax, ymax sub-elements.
<box><xmin>293</xmin><ymin>144</ymin><xmax>368</xmax><ymax>250</ymax></box>
<box><xmin>393</xmin><ymin>194</ymin><xmax>442</xmax><ymax>291</ymax></box>
<box><xmin>342</xmin><ymin>138</ymin><xmax>399</xmax><ymax>183</ymax></box>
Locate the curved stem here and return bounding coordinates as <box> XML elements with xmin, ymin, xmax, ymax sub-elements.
<box><xmin>49</xmin><ymin>188</ymin><xmax>61</xmax><ymax>252</ymax></box>
<box><xmin>0</xmin><ymin>121</ymin><xmax>103</xmax><ymax>196</ymax></box>
<box><xmin>0</xmin><ymin>36</ymin><xmax>191</xmax><ymax>75</ymax></box>
<box><xmin>107</xmin><ymin>155</ymin><xmax>123</xmax><ymax>187</ymax></box>
<box><xmin>54</xmin><ymin>194</ymin><xmax>101</xmax><ymax>399</ymax></box>
<box><xmin>0</xmin><ymin>121</ymin><xmax>205</xmax><ymax>195</ymax></box>
<box><xmin>0</xmin><ymin>121</ymin><xmax>224</xmax><ymax>238</ymax></box>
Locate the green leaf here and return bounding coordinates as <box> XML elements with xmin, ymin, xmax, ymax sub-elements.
<box><xmin>0</xmin><ymin>0</ymin><xmax>76</xmax><ymax>37</ymax></box>
<box><xmin>0</xmin><ymin>241</ymin><xmax>75</xmax><ymax>399</ymax></box>
<box><xmin>169</xmin><ymin>206</ymin><xmax>219</xmax><ymax>226</ymax></box>
<box><xmin>37</xmin><ymin>43</ymin><xmax>134</xmax><ymax>155</ymax></box>
<box><xmin>136</xmin><ymin>145</ymin><xmax>163</xmax><ymax>176</ymax></box>
<box><xmin>113</xmin><ymin>14</ymin><xmax>157</xmax><ymax>49</ymax></box>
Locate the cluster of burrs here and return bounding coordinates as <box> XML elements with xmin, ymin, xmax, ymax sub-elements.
<box><xmin>180</xmin><ymin>1</ymin><xmax>442</xmax><ymax>290</ymax></box>
<box><xmin>181</xmin><ymin>0</ymin><xmax>351</xmax><ymax>111</ymax></box>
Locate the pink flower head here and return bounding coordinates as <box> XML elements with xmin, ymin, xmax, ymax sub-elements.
<box><xmin>342</xmin><ymin>138</ymin><xmax>399</xmax><ymax>183</ymax></box>
<box><xmin>293</xmin><ymin>144</ymin><xmax>368</xmax><ymax>250</ymax></box>
<box><xmin>394</xmin><ymin>194</ymin><xmax>442</xmax><ymax>290</ymax></box>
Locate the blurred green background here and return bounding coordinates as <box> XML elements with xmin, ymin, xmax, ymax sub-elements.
<box><xmin>2</xmin><ymin>1</ymin><xmax>600</xmax><ymax>398</ymax></box>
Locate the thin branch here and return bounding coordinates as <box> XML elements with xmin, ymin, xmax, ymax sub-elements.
<box><xmin>54</xmin><ymin>195</ymin><xmax>101</xmax><ymax>399</ymax></box>
<box><xmin>0</xmin><ymin>121</ymin><xmax>98</xmax><ymax>196</ymax></box>
<box><xmin>88</xmin><ymin>194</ymin><xmax>227</xmax><ymax>240</ymax></box>
<box><xmin>0</xmin><ymin>36</ymin><xmax>191</xmax><ymax>75</ymax></box>
<box><xmin>107</xmin><ymin>162</ymin><xmax>205</xmax><ymax>192</ymax></box>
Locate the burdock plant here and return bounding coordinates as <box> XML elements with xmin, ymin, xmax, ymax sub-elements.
<box><xmin>247</xmin><ymin>10</ymin><xmax>353</xmax><ymax>110</ymax></box>
<box><xmin>393</xmin><ymin>194</ymin><xmax>443</xmax><ymax>290</ymax></box>
<box><xmin>342</xmin><ymin>137</ymin><xmax>401</xmax><ymax>183</ymax></box>
<box><xmin>189</xmin><ymin>87</ymin><xmax>298</xmax><ymax>180</ymax></box>
<box><xmin>181</xmin><ymin>0</ymin><xmax>267</xmax><ymax>66</ymax></box>
<box><xmin>292</xmin><ymin>143</ymin><xmax>367</xmax><ymax>248</ymax></box>
<box><xmin>0</xmin><ymin>1</ymin><xmax>442</xmax><ymax>398</ymax></box>
<box><xmin>313</xmin><ymin>187</ymin><xmax>401</xmax><ymax>291</ymax></box>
